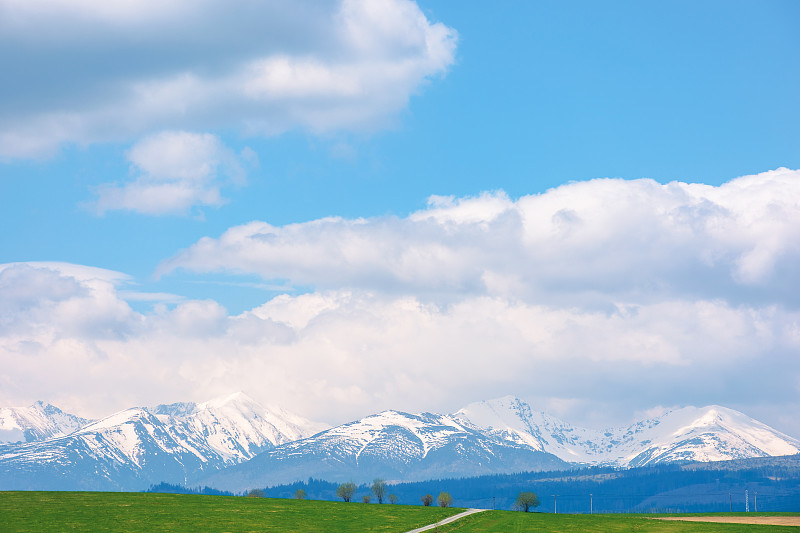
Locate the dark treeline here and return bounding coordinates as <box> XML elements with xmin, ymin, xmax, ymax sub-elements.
<box><xmin>146</xmin><ymin>482</ymin><xmax>236</xmax><ymax>496</ymax></box>
<box><xmin>146</xmin><ymin>455</ymin><xmax>800</xmax><ymax>513</ymax></box>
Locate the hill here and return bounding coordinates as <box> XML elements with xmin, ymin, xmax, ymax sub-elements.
<box><xmin>250</xmin><ymin>454</ymin><xmax>800</xmax><ymax>513</ymax></box>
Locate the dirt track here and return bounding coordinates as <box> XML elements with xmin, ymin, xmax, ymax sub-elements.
<box><xmin>655</xmin><ymin>516</ymin><xmax>800</xmax><ymax>526</ymax></box>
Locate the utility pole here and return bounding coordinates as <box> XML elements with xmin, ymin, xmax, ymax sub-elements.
<box><xmin>552</xmin><ymin>494</ymin><xmax>558</xmax><ymax>514</ymax></box>
<box><xmin>729</xmin><ymin>493</ymin><xmax>732</xmax><ymax>513</ymax></box>
<box><xmin>590</xmin><ymin>493</ymin><xmax>593</xmax><ymax>514</ymax></box>
<box><xmin>492</xmin><ymin>496</ymin><xmax>495</xmax><ymax>510</ymax></box>
<box><xmin>755</xmin><ymin>492</ymin><xmax>757</xmax><ymax>512</ymax></box>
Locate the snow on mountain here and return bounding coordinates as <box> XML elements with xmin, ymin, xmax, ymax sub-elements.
<box><xmin>0</xmin><ymin>401</ymin><xmax>92</xmax><ymax>444</ymax></box>
<box><xmin>150</xmin><ymin>391</ymin><xmax>329</xmax><ymax>465</ymax></box>
<box><xmin>454</xmin><ymin>396</ymin><xmax>800</xmax><ymax>467</ymax></box>
<box><xmin>620</xmin><ymin>405</ymin><xmax>800</xmax><ymax>467</ymax></box>
<box><xmin>200</xmin><ymin>409</ymin><xmax>567</xmax><ymax>491</ymax></box>
<box><xmin>0</xmin><ymin>392</ymin><xmax>329</xmax><ymax>491</ymax></box>
<box><xmin>1</xmin><ymin>393</ymin><xmax>797</xmax><ymax>492</ymax></box>
<box><xmin>0</xmin><ymin>407</ymin><xmax>208</xmax><ymax>490</ymax></box>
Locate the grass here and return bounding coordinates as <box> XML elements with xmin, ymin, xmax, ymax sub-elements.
<box><xmin>436</xmin><ymin>511</ymin><xmax>800</xmax><ymax>533</ymax></box>
<box><xmin>3</xmin><ymin>492</ymin><xmax>798</xmax><ymax>532</ymax></box>
<box><xmin>0</xmin><ymin>491</ymin><xmax>462</xmax><ymax>532</ymax></box>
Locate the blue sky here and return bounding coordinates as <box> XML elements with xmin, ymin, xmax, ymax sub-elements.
<box><xmin>1</xmin><ymin>0</ymin><xmax>800</xmax><ymax>436</ymax></box>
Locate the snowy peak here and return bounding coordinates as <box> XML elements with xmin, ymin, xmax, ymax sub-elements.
<box><xmin>622</xmin><ymin>405</ymin><xmax>800</xmax><ymax>467</ymax></box>
<box><xmin>149</xmin><ymin>392</ymin><xmax>327</xmax><ymax>447</ymax></box>
<box><xmin>153</xmin><ymin>392</ymin><xmax>329</xmax><ymax>460</ymax></box>
<box><xmin>312</xmin><ymin>409</ymin><xmax>475</xmax><ymax>460</ymax></box>
<box><xmin>0</xmin><ymin>401</ymin><xmax>92</xmax><ymax>444</ymax></box>
<box><xmin>455</xmin><ymin>398</ymin><xmax>800</xmax><ymax>467</ymax></box>
<box><xmin>454</xmin><ymin>396</ymin><xmax>597</xmax><ymax>459</ymax></box>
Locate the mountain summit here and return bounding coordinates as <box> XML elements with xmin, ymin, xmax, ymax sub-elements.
<box><xmin>454</xmin><ymin>396</ymin><xmax>800</xmax><ymax>467</ymax></box>
<box><xmin>0</xmin><ymin>401</ymin><xmax>92</xmax><ymax>444</ymax></box>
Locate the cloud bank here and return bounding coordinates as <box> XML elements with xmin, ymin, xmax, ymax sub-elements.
<box><xmin>161</xmin><ymin>168</ymin><xmax>800</xmax><ymax>308</ymax></box>
<box><xmin>0</xmin><ymin>0</ymin><xmax>457</xmax><ymax>158</ymax></box>
<box><xmin>2</xmin><ymin>170</ymin><xmax>800</xmax><ymax>436</ymax></box>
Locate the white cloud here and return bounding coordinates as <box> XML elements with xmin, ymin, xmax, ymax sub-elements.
<box><xmin>93</xmin><ymin>131</ymin><xmax>248</xmax><ymax>215</ymax></box>
<box><xmin>0</xmin><ymin>0</ymin><xmax>457</xmax><ymax>159</ymax></box>
<box><xmin>160</xmin><ymin>168</ymin><xmax>800</xmax><ymax>307</ymax></box>
<box><xmin>3</xmin><ymin>171</ymin><xmax>800</xmax><ymax>434</ymax></box>
<box><xmin>1</xmin><ymin>262</ymin><xmax>799</xmax><ymax>435</ymax></box>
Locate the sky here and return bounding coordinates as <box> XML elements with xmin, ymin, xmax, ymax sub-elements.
<box><xmin>1</xmin><ymin>0</ymin><xmax>800</xmax><ymax>437</ymax></box>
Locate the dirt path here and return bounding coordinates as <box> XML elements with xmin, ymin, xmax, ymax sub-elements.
<box><xmin>655</xmin><ymin>516</ymin><xmax>800</xmax><ymax>526</ymax></box>
<box><xmin>404</xmin><ymin>508</ymin><xmax>487</xmax><ymax>533</ymax></box>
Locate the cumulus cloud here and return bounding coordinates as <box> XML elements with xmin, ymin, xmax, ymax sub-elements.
<box><xmin>0</xmin><ymin>0</ymin><xmax>457</xmax><ymax>158</ymax></box>
<box><xmin>4</xmin><ymin>171</ymin><xmax>800</xmax><ymax>434</ymax></box>
<box><xmin>160</xmin><ymin>168</ymin><xmax>800</xmax><ymax>308</ymax></box>
<box><xmin>93</xmin><ymin>131</ymin><xmax>250</xmax><ymax>215</ymax></box>
<box><xmin>1</xmin><ymin>262</ymin><xmax>799</xmax><ymax>435</ymax></box>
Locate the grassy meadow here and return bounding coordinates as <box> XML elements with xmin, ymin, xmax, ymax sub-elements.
<box><xmin>0</xmin><ymin>491</ymin><xmax>460</xmax><ymax>533</ymax></box>
<box><xmin>1</xmin><ymin>492</ymin><xmax>798</xmax><ymax>532</ymax></box>
<box><xmin>437</xmin><ymin>511</ymin><xmax>800</xmax><ymax>533</ymax></box>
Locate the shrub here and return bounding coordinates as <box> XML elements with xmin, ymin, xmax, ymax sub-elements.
<box><xmin>438</xmin><ymin>492</ymin><xmax>452</xmax><ymax>508</ymax></box>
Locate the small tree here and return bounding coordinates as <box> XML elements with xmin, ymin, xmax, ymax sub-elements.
<box><xmin>294</xmin><ymin>488</ymin><xmax>307</xmax><ymax>500</ymax></box>
<box><xmin>336</xmin><ymin>482</ymin><xmax>356</xmax><ymax>503</ymax></box>
<box><xmin>421</xmin><ymin>494</ymin><xmax>433</xmax><ymax>506</ymax></box>
<box><xmin>371</xmin><ymin>478</ymin><xmax>387</xmax><ymax>504</ymax></box>
<box><xmin>438</xmin><ymin>492</ymin><xmax>452</xmax><ymax>508</ymax></box>
<box><xmin>389</xmin><ymin>494</ymin><xmax>398</xmax><ymax>505</ymax></box>
<box><xmin>362</xmin><ymin>494</ymin><xmax>371</xmax><ymax>504</ymax></box>
<box><xmin>246</xmin><ymin>488</ymin><xmax>265</xmax><ymax>498</ymax></box>
<box><xmin>514</xmin><ymin>491</ymin><xmax>540</xmax><ymax>512</ymax></box>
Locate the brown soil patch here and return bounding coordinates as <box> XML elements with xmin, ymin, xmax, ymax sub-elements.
<box><xmin>655</xmin><ymin>516</ymin><xmax>800</xmax><ymax>526</ymax></box>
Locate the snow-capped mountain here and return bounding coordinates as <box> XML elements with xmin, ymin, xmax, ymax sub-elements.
<box><xmin>0</xmin><ymin>393</ymin><xmax>327</xmax><ymax>491</ymax></box>
<box><xmin>1</xmin><ymin>394</ymin><xmax>797</xmax><ymax>491</ymax></box>
<box><xmin>200</xmin><ymin>409</ymin><xmax>567</xmax><ymax>491</ymax></box>
<box><xmin>454</xmin><ymin>396</ymin><xmax>800</xmax><ymax>467</ymax></box>
<box><xmin>150</xmin><ymin>392</ymin><xmax>329</xmax><ymax>466</ymax></box>
<box><xmin>0</xmin><ymin>401</ymin><xmax>92</xmax><ymax>444</ymax></box>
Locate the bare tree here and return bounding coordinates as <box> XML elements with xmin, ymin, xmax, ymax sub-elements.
<box><xmin>246</xmin><ymin>488</ymin><xmax>264</xmax><ymax>498</ymax></box>
<box><xmin>294</xmin><ymin>488</ymin><xmax>307</xmax><ymax>500</ymax></box>
<box><xmin>438</xmin><ymin>492</ymin><xmax>452</xmax><ymax>508</ymax></box>
<box><xmin>371</xmin><ymin>478</ymin><xmax>387</xmax><ymax>504</ymax></box>
<box><xmin>362</xmin><ymin>494</ymin><xmax>371</xmax><ymax>504</ymax></box>
<box><xmin>421</xmin><ymin>494</ymin><xmax>433</xmax><ymax>506</ymax></box>
<box><xmin>514</xmin><ymin>491</ymin><xmax>540</xmax><ymax>512</ymax></box>
<box><xmin>389</xmin><ymin>494</ymin><xmax>398</xmax><ymax>505</ymax></box>
<box><xmin>336</xmin><ymin>482</ymin><xmax>356</xmax><ymax>502</ymax></box>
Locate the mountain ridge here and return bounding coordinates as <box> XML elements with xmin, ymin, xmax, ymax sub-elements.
<box><xmin>198</xmin><ymin>409</ymin><xmax>568</xmax><ymax>491</ymax></box>
<box><xmin>454</xmin><ymin>396</ymin><xmax>800</xmax><ymax>467</ymax></box>
<box><xmin>0</xmin><ymin>394</ymin><xmax>797</xmax><ymax>492</ymax></box>
<box><xmin>0</xmin><ymin>392</ymin><xmax>327</xmax><ymax>490</ymax></box>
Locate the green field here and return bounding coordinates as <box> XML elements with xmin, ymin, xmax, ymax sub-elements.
<box><xmin>1</xmin><ymin>492</ymin><xmax>798</xmax><ymax>532</ymax></box>
<box><xmin>0</xmin><ymin>491</ymin><xmax>460</xmax><ymax>532</ymax></box>
<box><xmin>437</xmin><ymin>511</ymin><xmax>800</xmax><ymax>533</ymax></box>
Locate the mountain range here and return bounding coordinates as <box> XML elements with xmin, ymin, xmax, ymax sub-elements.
<box><xmin>0</xmin><ymin>392</ymin><xmax>326</xmax><ymax>490</ymax></box>
<box><xmin>1</xmin><ymin>393</ymin><xmax>798</xmax><ymax>492</ymax></box>
<box><xmin>454</xmin><ymin>396</ymin><xmax>800</xmax><ymax>468</ymax></box>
